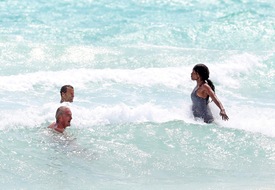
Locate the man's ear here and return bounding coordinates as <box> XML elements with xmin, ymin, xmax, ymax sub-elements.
<box><xmin>57</xmin><ymin>115</ymin><xmax>63</xmax><ymax>122</ymax></box>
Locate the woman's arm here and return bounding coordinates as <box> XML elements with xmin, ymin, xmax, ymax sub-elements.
<box><xmin>203</xmin><ymin>84</ymin><xmax>229</xmax><ymax>121</ymax></box>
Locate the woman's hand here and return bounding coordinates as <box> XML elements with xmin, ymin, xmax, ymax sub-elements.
<box><xmin>220</xmin><ymin>109</ymin><xmax>229</xmax><ymax>121</ymax></box>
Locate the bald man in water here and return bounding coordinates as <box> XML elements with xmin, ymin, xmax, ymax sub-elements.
<box><xmin>48</xmin><ymin>106</ymin><xmax>72</xmax><ymax>133</ymax></box>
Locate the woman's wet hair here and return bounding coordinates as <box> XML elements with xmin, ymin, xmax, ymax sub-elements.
<box><xmin>193</xmin><ymin>64</ymin><xmax>215</xmax><ymax>102</ymax></box>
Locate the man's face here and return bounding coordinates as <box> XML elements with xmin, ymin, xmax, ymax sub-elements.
<box><xmin>62</xmin><ymin>87</ymin><xmax>74</xmax><ymax>102</ymax></box>
<box><xmin>61</xmin><ymin>108</ymin><xmax>72</xmax><ymax>127</ymax></box>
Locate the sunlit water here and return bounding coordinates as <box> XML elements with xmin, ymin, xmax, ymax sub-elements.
<box><xmin>0</xmin><ymin>0</ymin><xmax>274</xmax><ymax>189</ymax></box>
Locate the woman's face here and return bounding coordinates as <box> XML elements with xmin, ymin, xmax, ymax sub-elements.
<box><xmin>191</xmin><ymin>70</ymin><xmax>199</xmax><ymax>80</ymax></box>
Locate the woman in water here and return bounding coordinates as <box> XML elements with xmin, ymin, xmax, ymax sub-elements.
<box><xmin>191</xmin><ymin>64</ymin><xmax>229</xmax><ymax>123</ymax></box>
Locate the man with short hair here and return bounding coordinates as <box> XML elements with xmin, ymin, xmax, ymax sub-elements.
<box><xmin>60</xmin><ymin>85</ymin><xmax>74</xmax><ymax>103</ymax></box>
<box><xmin>48</xmin><ymin>106</ymin><xmax>72</xmax><ymax>133</ymax></box>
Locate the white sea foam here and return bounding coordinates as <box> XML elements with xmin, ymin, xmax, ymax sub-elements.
<box><xmin>0</xmin><ymin>101</ymin><xmax>187</xmax><ymax>129</ymax></box>
<box><xmin>1</xmin><ymin>51</ymin><xmax>274</xmax><ymax>137</ymax></box>
<box><xmin>220</xmin><ymin>106</ymin><xmax>275</xmax><ymax>137</ymax></box>
<box><xmin>0</xmin><ymin>67</ymin><xmax>189</xmax><ymax>91</ymax></box>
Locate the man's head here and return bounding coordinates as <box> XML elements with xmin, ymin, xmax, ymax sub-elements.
<box><xmin>55</xmin><ymin>106</ymin><xmax>72</xmax><ymax>128</ymax></box>
<box><xmin>60</xmin><ymin>85</ymin><xmax>74</xmax><ymax>103</ymax></box>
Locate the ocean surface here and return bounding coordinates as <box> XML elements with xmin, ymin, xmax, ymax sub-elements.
<box><xmin>0</xmin><ymin>0</ymin><xmax>275</xmax><ymax>189</ymax></box>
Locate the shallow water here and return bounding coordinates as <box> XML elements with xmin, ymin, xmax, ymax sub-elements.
<box><xmin>0</xmin><ymin>0</ymin><xmax>275</xmax><ymax>189</ymax></box>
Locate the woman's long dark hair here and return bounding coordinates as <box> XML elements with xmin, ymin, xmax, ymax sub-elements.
<box><xmin>193</xmin><ymin>64</ymin><xmax>215</xmax><ymax>102</ymax></box>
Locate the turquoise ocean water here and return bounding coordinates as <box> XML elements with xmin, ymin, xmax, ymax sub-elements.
<box><xmin>0</xmin><ymin>0</ymin><xmax>275</xmax><ymax>189</ymax></box>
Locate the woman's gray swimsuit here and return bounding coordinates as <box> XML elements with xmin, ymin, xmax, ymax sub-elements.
<box><xmin>191</xmin><ymin>87</ymin><xmax>214</xmax><ymax>123</ymax></box>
